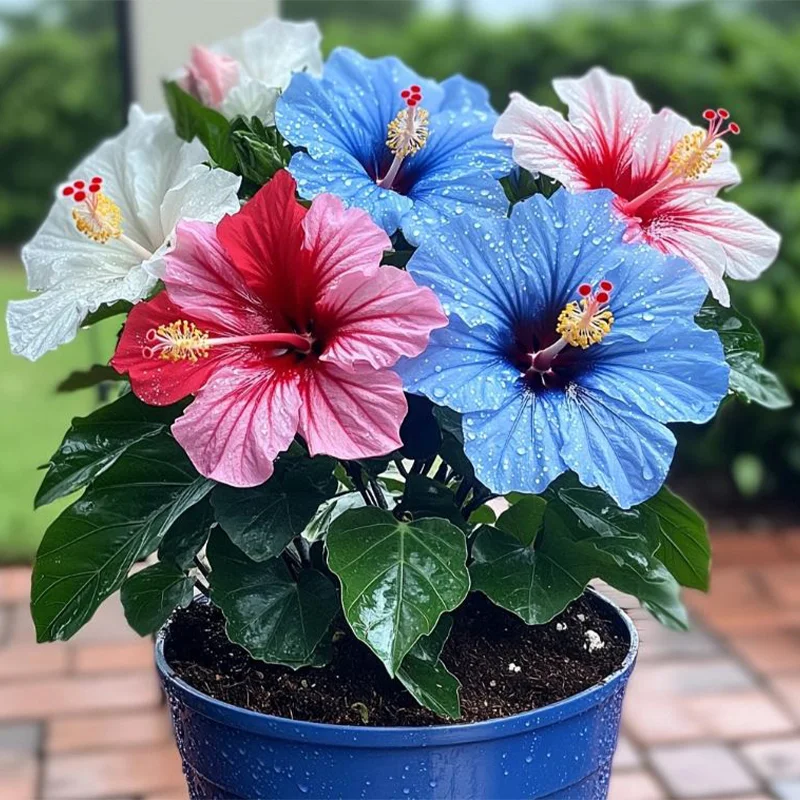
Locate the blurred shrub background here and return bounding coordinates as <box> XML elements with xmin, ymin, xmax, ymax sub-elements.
<box><xmin>1</xmin><ymin>0</ymin><xmax>797</xmax><ymax>562</ymax></box>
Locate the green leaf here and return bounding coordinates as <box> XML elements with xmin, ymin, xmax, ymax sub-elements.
<box><xmin>212</xmin><ymin>455</ymin><xmax>336</xmax><ymax>561</ymax></box>
<box><xmin>397</xmin><ymin>616</ymin><xmax>461</xmax><ymax>719</ymax></box>
<box><xmin>326</xmin><ymin>508</ymin><xmax>470</xmax><ymax>675</ymax></box>
<box><xmin>56</xmin><ymin>364</ymin><xmax>126</xmax><ymax>393</ymax></box>
<box><xmin>31</xmin><ymin>436</ymin><xmax>213</xmax><ymax>641</ymax></box>
<box><xmin>35</xmin><ymin>393</ymin><xmax>183</xmax><ymax>508</ymax></box>
<box><xmin>230</xmin><ymin>118</ymin><xmax>291</xmax><ymax>185</ymax></box>
<box><xmin>158</xmin><ymin>498</ymin><xmax>215</xmax><ymax>570</ymax></box>
<box><xmin>400</xmin><ymin>395</ymin><xmax>442</xmax><ymax>460</ymax></box>
<box><xmin>433</xmin><ymin>406</ymin><xmax>474</xmax><ymax>480</ymax></box>
<box><xmin>697</xmin><ymin>299</ymin><xmax>791</xmax><ymax>410</ymax></box>
<box><xmin>470</xmin><ymin>523</ymin><xmax>588</xmax><ymax>625</ymax></box>
<box><xmin>207</xmin><ymin>530</ymin><xmax>338</xmax><ymax>668</ymax></box>
<box><xmin>468</xmin><ymin>504</ymin><xmax>496</xmax><ymax>525</ymax></box>
<box><xmin>79</xmin><ymin>300</ymin><xmax>133</xmax><ymax>328</ymax></box>
<box><xmin>396</xmin><ymin>474</ymin><xmax>465</xmax><ymax>529</ymax></box>
<box><xmin>642</xmin><ymin>487</ymin><xmax>710</xmax><ymax>591</ymax></box>
<box><xmin>163</xmin><ymin>80</ymin><xmax>237</xmax><ymax>171</ymax></box>
<box><xmin>302</xmin><ymin>492</ymin><xmax>367</xmax><ymax>543</ymax></box>
<box><xmin>496</xmin><ymin>495</ymin><xmax>547</xmax><ymax>546</ymax></box>
<box><xmin>120</xmin><ymin>561</ymin><xmax>195</xmax><ymax>636</ymax></box>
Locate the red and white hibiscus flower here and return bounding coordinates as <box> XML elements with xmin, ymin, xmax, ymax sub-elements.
<box><xmin>493</xmin><ymin>67</ymin><xmax>780</xmax><ymax>305</ymax></box>
<box><xmin>112</xmin><ymin>171</ymin><xmax>447</xmax><ymax>487</ymax></box>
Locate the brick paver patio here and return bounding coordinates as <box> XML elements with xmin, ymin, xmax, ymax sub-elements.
<box><xmin>2</xmin><ymin>530</ymin><xmax>800</xmax><ymax>799</ymax></box>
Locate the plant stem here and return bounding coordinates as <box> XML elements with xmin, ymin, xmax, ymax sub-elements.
<box><xmin>393</xmin><ymin>458</ymin><xmax>409</xmax><ymax>479</ymax></box>
<box><xmin>368</xmin><ymin>477</ymin><xmax>389</xmax><ymax>510</ymax></box>
<box><xmin>195</xmin><ymin>578</ymin><xmax>211</xmax><ymax>598</ymax></box>
<box><xmin>343</xmin><ymin>462</ymin><xmax>374</xmax><ymax>506</ymax></box>
<box><xmin>433</xmin><ymin>460</ymin><xmax>448</xmax><ymax>483</ymax></box>
<box><xmin>193</xmin><ymin>556</ymin><xmax>210</xmax><ymax>578</ymax></box>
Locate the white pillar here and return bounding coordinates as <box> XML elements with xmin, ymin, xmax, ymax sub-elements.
<box><xmin>128</xmin><ymin>0</ymin><xmax>280</xmax><ymax>112</ymax></box>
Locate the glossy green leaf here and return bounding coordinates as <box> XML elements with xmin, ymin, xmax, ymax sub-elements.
<box><xmin>396</xmin><ymin>474</ymin><xmax>465</xmax><ymax>529</ymax></box>
<box><xmin>212</xmin><ymin>455</ymin><xmax>336</xmax><ymax>561</ymax></box>
<box><xmin>496</xmin><ymin>495</ymin><xmax>547</xmax><ymax>546</ymax></box>
<box><xmin>697</xmin><ymin>300</ymin><xmax>791</xmax><ymax>410</ymax></box>
<box><xmin>302</xmin><ymin>492</ymin><xmax>367</xmax><ymax>543</ymax></box>
<box><xmin>230</xmin><ymin>117</ymin><xmax>291</xmax><ymax>186</ymax></box>
<box><xmin>120</xmin><ymin>561</ymin><xmax>195</xmax><ymax>636</ymax></box>
<box><xmin>207</xmin><ymin>530</ymin><xmax>338</xmax><ymax>668</ymax></box>
<box><xmin>31</xmin><ymin>436</ymin><xmax>213</xmax><ymax>642</ymax></box>
<box><xmin>470</xmin><ymin>523</ymin><xmax>588</xmax><ymax>625</ymax></box>
<box><xmin>642</xmin><ymin>487</ymin><xmax>710</xmax><ymax>591</ymax></box>
<box><xmin>56</xmin><ymin>364</ymin><xmax>126</xmax><ymax>393</ymax></box>
<box><xmin>79</xmin><ymin>300</ymin><xmax>133</xmax><ymax>328</ymax></box>
<box><xmin>397</xmin><ymin>616</ymin><xmax>461</xmax><ymax>719</ymax></box>
<box><xmin>163</xmin><ymin>80</ymin><xmax>236</xmax><ymax>170</ymax></box>
<box><xmin>35</xmin><ymin>393</ymin><xmax>183</xmax><ymax>508</ymax></box>
<box><xmin>468</xmin><ymin>504</ymin><xmax>496</xmax><ymax>525</ymax></box>
<box><xmin>326</xmin><ymin>508</ymin><xmax>470</xmax><ymax>676</ymax></box>
<box><xmin>158</xmin><ymin>498</ymin><xmax>215</xmax><ymax>570</ymax></box>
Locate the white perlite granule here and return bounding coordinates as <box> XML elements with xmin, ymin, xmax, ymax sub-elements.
<box><xmin>584</xmin><ymin>630</ymin><xmax>605</xmax><ymax>653</ymax></box>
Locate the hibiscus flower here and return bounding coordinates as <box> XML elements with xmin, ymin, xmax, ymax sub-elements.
<box><xmin>6</xmin><ymin>106</ymin><xmax>241</xmax><ymax>361</ymax></box>
<box><xmin>399</xmin><ymin>189</ymin><xmax>729</xmax><ymax>508</ymax></box>
<box><xmin>275</xmin><ymin>48</ymin><xmax>513</xmax><ymax>246</ymax></box>
<box><xmin>178</xmin><ymin>19</ymin><xmax>322</xmax><ymax>125</ymax></box>
<box><xmin>111</xmin><ymin>171</ymin><xmax>447</xmax><ymax>488</ymax></box>
<box><xmin>493</xmin><ymin>67</ymin><xmax>780</xmax><ymax>305</ymax></box>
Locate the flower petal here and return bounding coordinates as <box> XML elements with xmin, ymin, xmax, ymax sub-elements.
<box><xmin>560</xmin><ymin>385</ymin><xmax>677</xmax><ymax>509</ymax></box>
<box><xmin>440</xmin><ymin>75</ymin><xmax>495</xmax><ymax>114</ymax></box>
<box><xmin>172</xmin><ymin>365</ymin><xmax>302</xmax><ymax>487</ymax></box>
<box><xmin>399</xmin><ymin>315</ymin><xmax>520</xmax><ymax>414</ymax></box>
<box><xmin>318</xmin><ymin>265</ymin><xmax>446</xmax><ymax>370</ymax></box>
<box><xmin>582</xmin><ymin>321</ymin><xmax>729</xmax><ymax>424</ymax></box>
<box><xmin>298</xmin><ymin>363</ymin><xmax>405</xmax><ymax>459</ymax></box>
<box><xmin>462</xmin><ymin>388</ymin><xmax>569</xmax><ymax>495</ymax></box>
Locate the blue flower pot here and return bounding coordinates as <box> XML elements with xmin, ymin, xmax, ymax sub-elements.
<box><xmin>156</xmin><ymin>590</ymin><xmax>637</xmax><ymax>800</ymax></box>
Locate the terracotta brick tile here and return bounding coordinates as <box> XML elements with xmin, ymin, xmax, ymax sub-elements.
<box><xmin>48</xmin><ymin>709</ymin><xmax>173</xmax><ymax>754</ymax></box>
<box><xmin>649</xmin><ymin>743</ymin><xmax>759</xmax><ymax>797</ymax></box>
<box><xmin>0</xmin><ymin>753</ymin><xmax>37</xmax><ymax>800</ymax></box>
<box><xmin>740</xmin><ymin>736</ymin><xmax>800</xmax><ymax>780</ymax></box>
<box><xmin>626</xmin><ymin>658</ymin><xmax>754</xmax><ymax>700</ymax></box>
<box><xmin>0</xmin><ymin>672</ymin><xmax>161</xmax><ymax>721</ymax></box>
<box><xmin>772</xmin><ymin>675</ymin><xmax>800</xmax><ymax>723</ymax></box>
<box><xmin>759</xmin><ymin>565</ymin><xmax>800</xmax><ymax>607</ymax></box>
<box><xmin>0</xmin><ymin>642</ymin><xmax>69</xmax><ymax>680</ymax></box>
<box><xmin>43</xmin><ymin>744</ymin><xmax>184</xmax><ymax>799</ymax></box>
<box><xmin>710</xmin><ymin>533</ymin><xmax>786</xmax><ymax>567</ymax></box>
<box><xmin>70</xmin><ymin>597</ymin><xmax>140</xmax><ymax>644</ymax></box>
<box><xmin>0</xmin><ymin>567</ymin><xmax>31</xmax><ymax>604</ymax></box>
<box><xmin>607</xmin><ymin>770</ymin><xmax>665</xmax><ymax>800</ymax></box>
<box><xmin>612</xmin><ymin>735</ymin><xmax>641</xmax><ymax>770</ymax></box>
<box><xmin>143</xmin><ymin>792</ymin><xmax>189</xmax><ymax>800</ymax></box>
<box><xmin>636</xmin><ymin>624</ymin><xmax>720</xmax><ymax>662</ymax></box>
<box><xmin>0</xmin><ymin>607</ymin><xmax>8</xmax><ymax>642</ymax></box>
<box><xmin>73</xmin><ymin>639</ymin><xmax>154</xmax><ymax>673</ymax></box>
<box><xmin>622</xmin><ymin>697</ymin><xmax>706</xmax><ymax>744</ymax></box>
<box><xmin>696</xmin><ymin>607</ymin><xmax>800</xmax><ymax>636</ymax></box>
<box><xmin>730</xmin><ymin>631</ymin><xmax>800</xmax><ymax>675</ymax></box>
<box><xmin>7</xmin><ymin>603</ymin><xmax>37</xmax><ymax>644</ymax></box>
<box><xmin>683</xmin><ymin>689</ymin><xmax>796</xmax><ymax>739</ymax></box>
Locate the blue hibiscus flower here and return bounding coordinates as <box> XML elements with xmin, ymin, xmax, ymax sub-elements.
<box><xmin>399</xmin><ymin>189</ymin><xmax>730</xmax><ymax>508</ymax></box>
<box><xmin>274</xmin><ymin>47</ymin><xmax>513</xmax><ymax>246</ymax></box>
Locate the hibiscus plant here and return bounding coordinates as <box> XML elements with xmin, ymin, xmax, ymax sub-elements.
<box><xmin>9</xmin><ymin>19</ymin><xmax>789</xmax><ymax>720</ymax></box>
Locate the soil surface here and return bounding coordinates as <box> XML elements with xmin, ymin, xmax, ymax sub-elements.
<box><xmin>165</xmin><ymin>593</ymin><xmax>628</xmax><ymax>727</ymax></box>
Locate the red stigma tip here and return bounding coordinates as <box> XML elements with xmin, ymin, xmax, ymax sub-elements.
<box><xmin>89</xmin><ymin>184</ymin><xmax>100</xmax><ymax>193</ymax></box>
<box><xmin>407</xmin><ymin>99</ymin><xmax>418</xmax><ymax>107</ymax></box>
<box><xmin>578</xmin><ymin>283</ymin><xmax>592</xmax><ymax>297</ymax></box>
<box><xmin>73</xmin><ymin>191</ymin><xmax>86</xmax><ymax>202</ymax></box>
<box><xmin>595</xmin><ymin>291</ymin><xmax>609</xmax><ymax>304</ymax></box>
<box><xmin>62</xmin><ymin>186</ymin><xmax>74</xmax><ymax>197</ymax></box>
<box><xmin>599</xmin><ymin>280</ymin><xmax>613</xmax><ymax>292</ymax></box>
<box><xmin>717</xmin><ymin>108</ymin><xmax>730</xmax><ymax>119</ymax></box>
<box><xmin>92</xmin><ymin>176</ymin><xmax>102</xmax><ymax>183</ymax></box>
<box><xmin>410</xmin><ymin>84</ymin><xmax>421</xmax><ymax>93</ymax></box>
<box><xmin>74</xmin><ymin>180</ymin><xmax>85</xmax><ymax>189</ymax></box>
<box><xmin>703</xmin><ymin>109</ymin><xmax>716</xmax><ymax>121</ymax></box>
<box><xmin>729</xmin><ymin>122</ymin><xmax>740</xmax><ymax>135</ymax></box>
<box><xmin>410</xmin><ymin>92</ymin><xmax>422</xmax><ymax>102</ymax></box>
<box><xmin>400</xmin><ymin>89</ymin><xmax>410</xmax><ymax>98</ymax></box>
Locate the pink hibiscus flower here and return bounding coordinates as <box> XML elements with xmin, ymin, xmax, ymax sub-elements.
<box><xmin>111</xmin><ymin>171</ymin><xmax>447</xmax><ymax>487</ymax></box>
<box><xmin>494</xmin><ymin>67</ymin><xmax>780</xmax><ymax>305</ymax></box>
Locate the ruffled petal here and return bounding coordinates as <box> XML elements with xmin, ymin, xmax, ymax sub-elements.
<box><xmin>582</xmin><ymin>321</ymin><xmax>729</xmax><ymax>424</ymax></box>
<box><xmin>493</xmin><ymin>92</ymin><xmax>593</xmax><ymax>190</ymax></box>
<box><xmin>302</xmin><ymin>193</ymin><xmax>391</xmax><ymax>291</ymax></box>
<box><xmin>298</xmin><ymin>363</ymin><xmax>406</xmax><ymax>459</ymax></box>
<box><xmin>560</xmin><ymin>385</ymin><xmax>676</xmax><ymax>509</ymax></box>
<box><xmin>172</xmin><ymin>366</ymin><xmax>302</xmax><ymax>487</ymax></box>
<box><xmin>399</xmin><ymin>315</ymin><xmax>520</xmax><ymax>414</ymax></box>
<box><xmin>440</xmin><ymin>75</ymin><xmax>495</xmax><ymax>114</ymax></box>
<box><xmin>318</xmin><ymin>265</ymin><xmax>446</xmax><ymax>370</ymax></box>
<box><xmin>111</xmin><ymin>291</ymin><xmax>229</xmax><ymax>406</ymax></box>
<box><xmin>462</xmin><ymin>388</ymin><xmax>569</xmax><ymax>495</ymax></box>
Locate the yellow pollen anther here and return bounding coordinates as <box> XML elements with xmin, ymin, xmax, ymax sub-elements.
<box><xmin>556</xmin><ymin>299</ymin><xmax>614</xmax><ymax>349</ymax></box>
<box><xmin>669</xmin><ymin>130</ymin><xmax>724</xmax><ymax>180</ymax></box>
<box><xmin>386</xmin><ymin>106</ymin><xmax>430</xmax><ymax>158</ymax></box>
<box><xmin>72</xmin><ymin>193</ymin><xmax>123</xmax><ymax>243</ymax></box>
<box><xmin>147</xmin><ymin>320</ymin><xmax>209</xmax><ymax>363</ymax></box>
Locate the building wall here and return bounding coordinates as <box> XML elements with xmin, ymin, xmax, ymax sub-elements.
<box><xmin>129</xmin><ymin>0</ymin><xmax>279</xmax><ymax>111</ymax></box>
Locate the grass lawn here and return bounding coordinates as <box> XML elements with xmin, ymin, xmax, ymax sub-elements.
<box><xmin>0</xmin><ymin>262</ymin><xmax>117</xmax><ymax>563</ymax></box>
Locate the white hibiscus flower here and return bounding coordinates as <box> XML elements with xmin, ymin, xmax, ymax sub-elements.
<box><xmin>6</xmin><ymin>105</ymin><xmax>241</xmax><ymax>361</ymax></box>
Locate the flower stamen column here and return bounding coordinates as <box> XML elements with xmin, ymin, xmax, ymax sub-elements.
<box><xmin>377</xmin><ymin>86</ymin><xmax>430</xmax><ymax>190</ymax></box>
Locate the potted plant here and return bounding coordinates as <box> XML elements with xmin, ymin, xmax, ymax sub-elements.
<box><xmin>8</xmin><ymin>16</ymin><xmax>788</xmax><ymax>800</ymax></box>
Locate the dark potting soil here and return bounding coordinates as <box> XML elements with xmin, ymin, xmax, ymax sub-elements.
<box><xmin>165</xmin><ymin>593</ymin><xmax>628</xmax><ymax>727</ymax></box>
